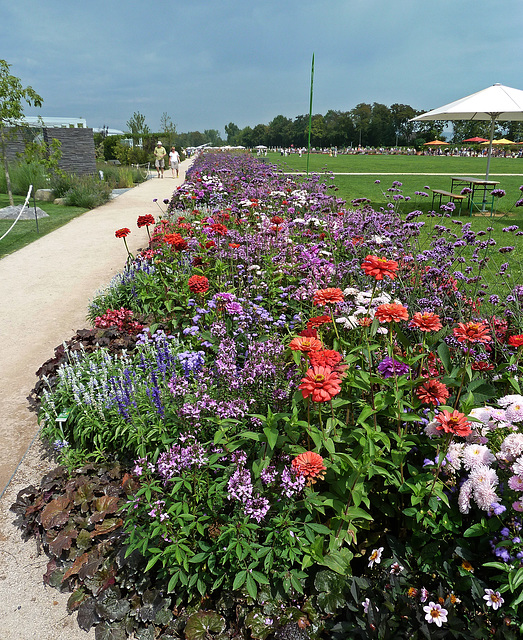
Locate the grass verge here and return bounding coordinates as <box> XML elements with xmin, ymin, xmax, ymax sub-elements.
<box><xmin>0</xmin><ymin>195</ymin><xmax>88</xmax><ymax>259</ymax></box>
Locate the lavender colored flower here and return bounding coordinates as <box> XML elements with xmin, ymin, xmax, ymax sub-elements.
<box><xmin>377</xmin><ymin>357</ymin><xmax>410</xmax><ymax>379</ymax></box>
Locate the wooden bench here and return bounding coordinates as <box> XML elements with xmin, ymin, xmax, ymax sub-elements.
<box><xmin>431</xmin><ymin>189</ymin><xmax>467</xmax><ymax>211</ymax></box>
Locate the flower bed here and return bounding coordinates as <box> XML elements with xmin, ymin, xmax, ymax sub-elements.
<box><xmin>13</xmin><ymin>152</ymin><xmax>523</xmax><ymax>639</ymax></box>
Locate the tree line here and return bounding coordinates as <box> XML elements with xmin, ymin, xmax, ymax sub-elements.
<box><xmin>97</xmin><ymin>105</ymin><xmax>523</xmax><ymax>162</ymax></box>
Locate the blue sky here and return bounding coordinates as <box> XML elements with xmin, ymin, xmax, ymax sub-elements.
<box><xmin>2</xmin><ymin>0</ymin><xmax>522</xmax><ymax>136</ymax></box>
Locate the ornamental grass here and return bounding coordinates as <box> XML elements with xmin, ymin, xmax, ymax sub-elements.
<box><xmin>21</xmin><ymin>151</ymin><xmax>523</xmax><ymax>639</ymax></box>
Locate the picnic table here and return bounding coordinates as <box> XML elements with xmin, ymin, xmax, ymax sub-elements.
<box><xmin>450</xmin><ymin>176</ymin><xmax>500</xmax><ymax>215</ymax></box>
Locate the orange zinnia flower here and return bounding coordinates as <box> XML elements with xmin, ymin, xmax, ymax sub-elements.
<box><xmin>409</xmin><ymin>311</ymin><xmax>443</xmax><ymax>332</ymax></box>
<box><xmin>509</xmin><ymin>334</ymin><xmax>523</xmax><ymax>347</ymax></box>
<box><xmin>375</xmin><ymin>303</ymin><xmax>409</xmax><ymax>323</ymax></box>
<box><xmin>361</xmin><ymin>255</ymin><xmax>399</xmax><ymax>280</ymax></box>
<box><xmin>415</xmin><ymin>379</ymin><xmax>449</xmax><ymax>406</ymax></box>
<box><xmin>313</xmin><ymin>288</ymin><xmax>344</xmax><ymax>306</ymax></box>
<box><xmin>453</xmin><ymin>321</ymin><xmax>491</xmax><ymax>344</ymax></box>
<box><xmin>435</xmin><ymin>409</ymin><xmax>471</xmax><ymax>437</ymax></box>
<box><xmin>292</xmin><ymin>451</ymin><xmax>326</xmax><ymax>480</ymax></box>
<box><xmin>307</xmin><ymin>315</ymin><xmax>332</xmax><ymax>329</ymax></box>
<box><xmin>298</xmin><ymin>366</ymin><xmax>341</xmax><ymax>402</ymax></box>
<box><xmin>289</xmin><ymin>336</ymin><xmax>323</xmax><ymax>352</ymax></box>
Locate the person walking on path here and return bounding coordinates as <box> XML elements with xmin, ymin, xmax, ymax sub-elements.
<box><xmin>169</xmin><ymin>146</ymin><xmax>180</xmax><ymax>178</ymax></box>
<box><xmin>154</xmin><ymin>141</ymin><xmax>167</xmax><ymax>178</ymax></box>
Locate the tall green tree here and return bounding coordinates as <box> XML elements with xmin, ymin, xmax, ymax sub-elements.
<box><xmin>0</xmin><ymin>59</ymin><xmax>42</xmax><ymax>205</ymax></box>
<box><xmin>390</xmin><ymin>103</ymin><xmax>417</xmax><ymax>146</ymax></box>
<box><xmin>126</xmin><ymin>111</ymin><xmax>151</xmax><ymax>146</ymax></box>
<box><xmin>224</xmin><ymin>122</ymin><xmax>240</xmax><ymax>145</ymax></box>
<box><xmin>267</xmin><ymin>115</ymin><xmax>293</xmax><ymax>147</ymax></box>
<box><xmin>203</xmin><ymin>129</ymin><xmax>223</xmax><ymax>146</ymax></box>
<box><xmin>351</xmin><ymin>103</ymin><xmax>372</xmax><ymax>147</ymax></box>
<box><xmin>160</xmin><ymin>112</ymin><xmax>177</xmax><ymax>148</ymax></box>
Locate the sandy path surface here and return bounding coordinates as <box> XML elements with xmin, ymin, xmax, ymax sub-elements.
<box><xmin>0</xmin><ymin>160</ymin><xmax>191</xmax><ymax>638</ymax></box>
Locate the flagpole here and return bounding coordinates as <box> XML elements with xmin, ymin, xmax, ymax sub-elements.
<box><xmin>306</xmin><ymin>53</ymin><xmax>314</xmax><ymax>177</ymax></box>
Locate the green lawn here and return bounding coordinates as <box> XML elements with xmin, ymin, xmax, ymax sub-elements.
<box><xmin>0</xmin><ymin>195</ymin><xmax>88</xmax><ymax>259</ymax></box>
<box><xmin>263</xmin><ymin>151</ymin><xmax>523</xmax><ymax>299</ymax></box>
<box><xmin>263</xmin><ymin>151</ymin><xmax>523</xmax><ymax>214</ymax></box>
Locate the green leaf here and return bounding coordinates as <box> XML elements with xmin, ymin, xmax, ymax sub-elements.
<box><xmin>321</xmin><ymin>548</ymin><xmax>353</xmax><ymax>575</ymax></box>
<box><xmin>184</xmin><ymin>611</ymin><xmax>226</xmax><ymax>640</ymax></box>
<box><xmin>263</xmin><ymin>426</ymin><xmax>278</xmax><ymax>449</ymax></box>
<box><xmin>245</xmin><ymin>573</ymin><xmax>258</xmax><ymax>599</ymax></box>
<box><xmin>233</xmin><ymin>570</ymin><xmax>247</xmax><ymax>590</ymax></box>
<box><xmin>94</xmin><ymin>621</ymin><xmax>126</xmax><ymax>640</ymax></box>
<box><xmin>437</xmin><ymin>341</ymin><xmax>451</xmax><ymax>373</ymax></box>
<box><xmin>463</xmin><ymin>523</ymin><xmax>486</xmax><ymax>537</ymax></box>
<box><xmin>251</xmin><ymin>570</ymin><xmax>269</xmax><ymax>585</ymax></box>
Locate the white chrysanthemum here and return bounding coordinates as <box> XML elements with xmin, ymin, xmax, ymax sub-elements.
<box><xmin>498</xmin><ymin>394</ymin><xmax>523</xmax><ymax>408</ymax></box>
<box><xmin>500</xmin><ymin>434</ymin><xmax>523</xmax><ymax>460</ymax></box>
<box><xmin>446</xmin><ymin>443</ymin><xmax>464</xmax><ymax>472</ymax></box>
<box><xmin>458</xmin><ymin>480</ymin><xmax>473</xmax><ymax>514</ymax></box>
<box><xmin>343</xmin><ymin>287</ymin><xmax>360</xmax><ymax>296</ymax></box>
<box><xmin>505</xmin><ymin>401</ymin><xmax>523</xmax><ymax>423</ymax></box>
<box><xmin>469</xmin><ymin>407</ymin><xmax>495</xmax><ymax>425</ymax></box>
<box><xmin>469</xmin><ymin>464</ymin><xmax>499</xmax><ymax>487</ymax></box>
<box><xmin>462</xmin><ymin>444</ymin><xmax>495</xmax><ymax>470</ymax></box>
<box><xmin>336</xmin><ymin>316</ymin><xmax>359</xmax><ymax>330</ymax></box>
<box><xmin>512</xmin><ymin>456</ymin><xmax>523</xmax><ymax>475</ymax></box>
<box><xmin>508</xmin><ymin>475</ymin><xmax>523</xmax><ymax>492</ymax></box>
<box><xmin>474</xmin><ymin>483</ymin><xmax>500</xmax><ymax>510</ymax></box>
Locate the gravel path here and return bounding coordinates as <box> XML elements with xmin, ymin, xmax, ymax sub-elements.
<box><xmin>0</xmin><ymin>160</ymin><xmax>192</xmax><ymax>638</ymax></box>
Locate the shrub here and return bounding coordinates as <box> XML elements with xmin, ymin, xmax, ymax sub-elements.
<box><xmin>49</xmin><ymin>171</ymin><xmax>76</xmax><ymax>198</ymax></box>
<box><xmin>63</xmin><ymin>174</ymin><xmax>112</xmax><ymax>208</ymax></box>
<box><xmin>8</xmin><ymin>160</ymin><xmax>48</xmax><ymax>195</ymax></box>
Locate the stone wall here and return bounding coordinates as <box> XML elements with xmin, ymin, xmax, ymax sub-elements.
<box><xmin>43</xmin><ymin>128</ymin><xmax>97</xmax><ymax>175</ymax></box>
<box><xmin>3</xmin><ymin>127</ymin><xmax>97</xmax><ymax>176</ymax></box>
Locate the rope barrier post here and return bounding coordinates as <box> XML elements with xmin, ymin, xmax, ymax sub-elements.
<box><xmin>32</xmin><ymin>185</ymin><xmax>39</xmax><ymax>233</ymax></box>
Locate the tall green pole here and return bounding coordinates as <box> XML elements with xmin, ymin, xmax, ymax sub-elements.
<box><xmin>306</xmin><ymin>53</ymin><xmax>314</xmax><ymax>177</ymax></box>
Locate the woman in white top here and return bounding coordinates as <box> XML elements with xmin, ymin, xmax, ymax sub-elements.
<box><xmin>169</xmin><ymin>147</ymin><xmax>180</xmax><ymax>178</ymax></box>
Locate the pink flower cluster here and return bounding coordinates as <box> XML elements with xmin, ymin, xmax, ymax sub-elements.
<box><xmin>94</xmin><ymin>307</ymin><xmax>144</xmax><ymax>335</ymax></box>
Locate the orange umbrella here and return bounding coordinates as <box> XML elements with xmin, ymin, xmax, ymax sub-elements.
<box><xmin>423</xmin><ymin>140</ymin><xmax>449</xmax><ymax>145</ymax></box>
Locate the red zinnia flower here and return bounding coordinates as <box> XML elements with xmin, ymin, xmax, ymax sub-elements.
<box><xmin>115</xmin><ymin>228</ymin><xmax>131</xmax><ymax>238</ymax></box>
<box><xmin>137</xmin><ymin>214</ymin><xmax>155</xmax><ymax>228</ymax></box>
<box><xmin>299</xmin><ymin>366</ymin><xmax>341</xmax><ymax>403</ymax></box>
<box><xmin>309</xmin><ymin>349</ymin><xmax>343</xmax><ymax>368</ymax></box>
<box><xmin>435</xmin><ymin>409</ymin><xmax>471</xmax><ymax>437</ymax></box>
<box><xmin>471</xmin><ymin>361</ymin><xmax>494</xmax><ymax>371</ymax></box>
<box><xmin>188</xmin><ymin>275</ymin><xmax>209</xmax><ymax>294</ymax></box>
<box><xmin>307</xmin><ymin>315</ymin><xmax>332</xmax><ymax>329</ymax></box>
<box><xmin>375</xmin><ymin>303</ymin><xmax>409</xmax><ymax>323</ymax></box>
<box><xmin>313</xmin><ymin>288</ymin><xmax>344</xmax><ymax>307</ymax></box>
<box><xmin>509</xmin><ymin>334</ymin><xmax>523</xmax><ymax>347</ymax></box>
<box><xmin>415</xmin><ymin>379</ymin><xmax>449</xmax><ymax>406</ymax></box>
<box><xmin>289</xmin><ymin>336</ymin><xmax>323</xmax><ymax>352</ymax></box>
<box><xmin>361</xmin><ymin>255</ymin><xmax>399</xmax><ymax>281</ymax></box>
<box><xmin>271</xmin><ymin>216</ymin><xmax>284</xmax><ymax>225</ymax></box>
<box><xmin>164</xmin><ymin>233</ymin><xmax>188</xmax><ymax>251</ymax></box>
<box><xmin>409</xmin><ymin>311</ymin><xmax>443</xmax><ymax>332</ymax></box>
<box><xmin>292</xmin><ymin>451</ymin><xmax>326</xmax><ymax>480</ymax></box>
<box><xmin>210</xmin><ymin>223</ymin><xmax>228</xmax><ymax>236</ymax></box>
<box><xmin>453</xmin><ymin>322</ymin><xmax>491</xmax><ymax>344</ymax></box>
<box><xmin>299</xmin><ymin>327</ymin><xmax>318</xmax><ymax>338</ymax></box>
